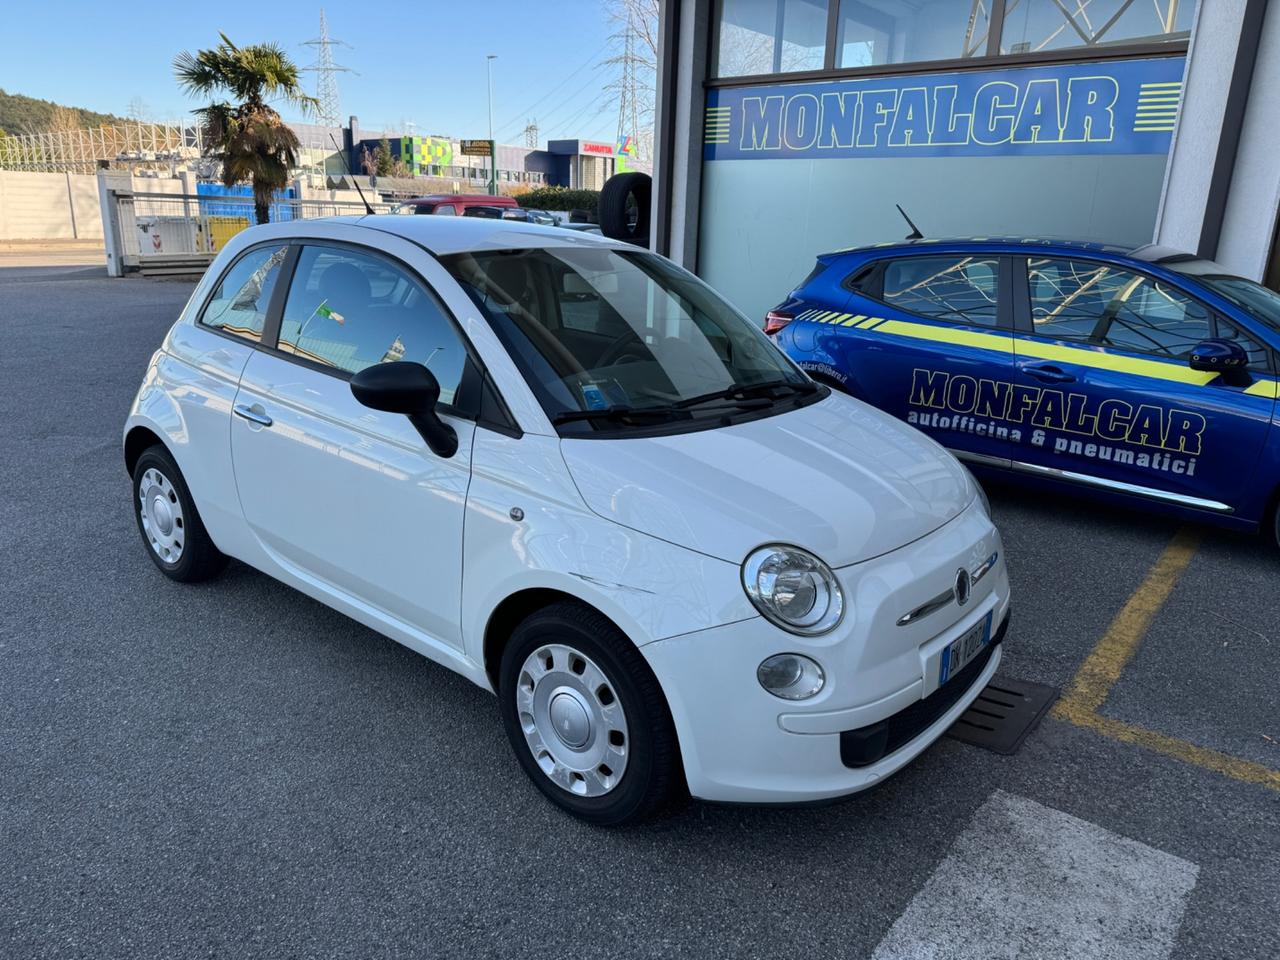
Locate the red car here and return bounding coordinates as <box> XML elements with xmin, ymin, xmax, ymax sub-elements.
<box><xmin>393</xmin><ymin>194</ymin><xmax>520</xmax><ymax>217</ymax></box>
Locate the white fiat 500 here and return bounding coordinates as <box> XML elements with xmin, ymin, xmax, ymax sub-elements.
<box><xmin>125</xmin><ymin>216</ymin><xmax>1010</xmax><ymax>824</ymax></box>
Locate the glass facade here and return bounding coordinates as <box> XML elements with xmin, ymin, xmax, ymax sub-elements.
<box><xmin>713</xmin><ymin>0</ymin><xmax>1195</xmax><ymax>79</ymax></box>
<box><xmin>1001</xmin><ymin>0</ymin><xmax>1193</xmax><ymax>55</ymax></box>
<box><xmin>715</xmin><ymin>0</ymin><xmax>830</xmax><ymax>78</ymax></box>
<box><xmin>837</xmin><ymin>0</ymin><xmax>991</xmax><ymax>69</ymax></box>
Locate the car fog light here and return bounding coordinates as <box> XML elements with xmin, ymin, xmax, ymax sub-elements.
<box><xmin>758</xmin><ymin>654</ymin><xmax>825</xmax><ymax>700</ymax></box>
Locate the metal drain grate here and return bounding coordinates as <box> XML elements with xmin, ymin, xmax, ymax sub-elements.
<box><xmin>946</xmin><ymin>676</ymin><xmax>1059</xmax><ymax>755</ymax></box>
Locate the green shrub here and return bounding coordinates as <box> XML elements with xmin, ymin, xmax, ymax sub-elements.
<box><xmin>516</xmin><ymin>186</ymin><xmax>600</xmax><ymax>214</ymax></box>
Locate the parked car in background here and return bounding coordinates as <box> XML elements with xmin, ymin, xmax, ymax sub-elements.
<box><xmin>124</xmin><ymin>216</ymin><xmax>1008</xmax><ymax>824</ymax></box>
<box><xmin>769</xmin><ymin>238</ymin><xmax>1280</xmax><ymax>546</ymax></box>
<box><xmin>393</xmin><ymin>194</ymin><xmax>520</xmax><ymax>217</ymax></box>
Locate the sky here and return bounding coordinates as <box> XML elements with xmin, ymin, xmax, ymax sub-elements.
<box><xmin>3</xmin><ymin>1</ymin><xmax>626</xmax><ymax>145</ymax></box>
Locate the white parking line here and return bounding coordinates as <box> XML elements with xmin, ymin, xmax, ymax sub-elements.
<box><xmin>872</xmin><ymin>791</ymin><xmax>1199</xmax><ymax>960</ymax></box>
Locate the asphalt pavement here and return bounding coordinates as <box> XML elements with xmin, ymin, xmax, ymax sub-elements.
<box><xmin>2</xmin><ymin>263</ymin><xmax>1277</xmax><ymax>959</ymax></box>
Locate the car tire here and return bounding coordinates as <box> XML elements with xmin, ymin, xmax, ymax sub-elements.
<box><xmin>498</xmin><ymin>601</ymin><xmax>682</xmax><ymax>825</ymax></box>
<box><xmin>132</xmin><ymin>445</ymin><xmax>228</xmax><ymax>583</ymax></box>
<box><xmin>597</xmin><ymin>172</ymin><xmax>651</xmax><ymax>245</ymax></box>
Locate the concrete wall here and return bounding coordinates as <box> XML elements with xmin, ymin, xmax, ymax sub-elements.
<box><xmin>0</xmin><ymin>171</ymin><xmax>104</xmax><ymax>240</ymax></box>
<box><xmin>699</xmin><ymin>154</ymin><xmax>1170</xmax><ymax>322</ymax></box>
<box><xmin>1214</xmin><ymin>1</ymin><xmax>1280</xmax><ymax>280</ymax></box>
<box><xmin>0</xmin><ymin>171</ymin><xmax>189</xmax><ymax>241</ymax></box>
<box><xmin>1155</xmin><ymin>0</ymin><xmax>1280</xmax><ymax>280</ymax></box>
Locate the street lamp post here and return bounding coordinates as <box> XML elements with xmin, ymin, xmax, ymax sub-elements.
<box><xmin>486</xmin><ymin>54</ymin><xmax>497</xmax><ymax>197</ymax></box>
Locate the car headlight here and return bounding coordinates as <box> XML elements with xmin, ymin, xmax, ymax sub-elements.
<box><xmin>742</xmin><ymin>544</ymin><xmax>845</xmax><ymax>636</ymax></box>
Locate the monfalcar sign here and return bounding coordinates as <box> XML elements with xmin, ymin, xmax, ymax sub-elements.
<box><xmin>704</xmin><ymin>56</ymin><xmax>1185</xmax><ymax>160</ymax></box>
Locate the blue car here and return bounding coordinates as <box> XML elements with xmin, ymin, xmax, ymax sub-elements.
<box><xmin>768</xmin><ymin>239</ymin><xmax>1280</xmax><ymax>545</ymax></box>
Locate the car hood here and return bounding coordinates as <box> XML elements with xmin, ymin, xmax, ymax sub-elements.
<box><xmin>559</xmin><ymin>392</ymin><xmax>974</xmax><ymax>567</ymax></box>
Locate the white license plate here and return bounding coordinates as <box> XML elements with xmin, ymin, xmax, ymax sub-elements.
<box><xmin>939</xmin><ymin>612</ymin><xmax>993</xmax><ymax>685</ymax></box>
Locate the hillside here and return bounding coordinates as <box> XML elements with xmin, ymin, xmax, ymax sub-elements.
<box><xmin>0</xmin><ymin>89</ymin><xmax>127</xmax><ymax>135</ymax></box>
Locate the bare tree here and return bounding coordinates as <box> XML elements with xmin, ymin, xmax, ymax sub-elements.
<box><xmin>46</xmin><ymin>106</ymin><xmax>82</xmax><ymax>134</ymax></box>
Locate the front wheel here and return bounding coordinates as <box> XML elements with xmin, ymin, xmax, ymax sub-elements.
<box><xmin>498</xmin><ymin>602</ymin><xmax>682</xmax><ymax>825</ymax></box>
<box><xmin>132</xmin><ymin>445</ymin><xmax>228</xmax><ymax>582</ymax></box>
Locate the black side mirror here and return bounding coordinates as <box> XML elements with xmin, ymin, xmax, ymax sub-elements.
<box><xmin>1189</xmin><ymin>338</ymin><xmax>1249</xmax><ymax>383</ymax></box>
<box><xmin>350</xmin><ymin>361</ymin><xmax>458</xmax><ymax>458</ymax></box>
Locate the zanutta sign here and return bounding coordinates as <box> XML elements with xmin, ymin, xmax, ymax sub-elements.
<box><xmin>704</xmin><ymin>57</ymin><xmax>1185</xmax><ymax>161</ymax></box>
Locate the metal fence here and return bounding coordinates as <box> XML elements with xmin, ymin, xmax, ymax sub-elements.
<box><xmin>115</xmin><ymin>191</ymin><xmax>395</xmax><ymax>271</ymax></box>
<box><xmin>0</xmin><ymin>122</ymin><xmax>205</xmax><ymax>174</ymax></box>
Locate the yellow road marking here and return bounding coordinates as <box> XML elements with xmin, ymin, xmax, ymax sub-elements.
<box><xmin>1060</xmin><ymin>710</ymin><xmax>1280</xmax><ymax>792</ymax></box>
<box><xmin>1051</xmin><ymin>528</ymin><xmax>1280</xmax><ymax>793</ymax></box>
<box><xmin>1055</xmin><ymin>529</ymin><xmax>1199</xmax><ymax>714</ymax></box>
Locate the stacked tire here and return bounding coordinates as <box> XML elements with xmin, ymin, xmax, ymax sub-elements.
<box><xmin>597</xmin><ymin>172</ymin><xmax>652</xmax><ymax>248</ymax></box>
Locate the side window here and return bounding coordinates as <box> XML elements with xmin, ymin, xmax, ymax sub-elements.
<box><xmin>1027</xmin><ymin>257</ymin><xmax>1212</xmax><ymax>359</ymax></box>
<box><xmin>277</xmin><ymin>246</ymin><xmax>470</xmax><ymax>406</ymax></box>
<box><xmin>434</xmin><ymin>204</ymin><xmax>456</xmax><ymax>215</ymax></box>
<box><xmin>881</xmin><ymin>255</ymin><xmax>1000</xmax><ymax>327</ymax></box>
<box><xmin>198</xmin><ymin>244</ymin><xmax>288</xmax><ymax>342</ymax></box>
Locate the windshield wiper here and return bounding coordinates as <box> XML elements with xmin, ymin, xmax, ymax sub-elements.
<box><xmin>551</xmin><ymin>404</ymin><xmax>686</xmax><ymax>425</ymax></box>
<box><xmin>674</xmin><ymin>378</ymin><xmax>819</xmax><ymax>409</ymax></box>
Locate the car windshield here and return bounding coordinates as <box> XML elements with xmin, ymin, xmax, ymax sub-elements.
<box><xmin>441</xmin><ymin>246</ymin><xmax>814</xmax><ymax>433</ymax></box>
<box><xmin>1164</xmin><ymin>261</ymin><xmax>1280</xmax><ymax>333</ymax></box>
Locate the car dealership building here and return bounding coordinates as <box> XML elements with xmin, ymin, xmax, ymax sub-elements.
<box><xmin>652</xmin><ymin>0</ymin><xmax>1280</xmax><ymax>322</ymax></box>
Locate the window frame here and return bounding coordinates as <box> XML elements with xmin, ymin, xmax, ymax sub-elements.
<box><xmin>256</xmin><ymin>239</ymin><xmax>497</xmax><ymax>425</ymax></box>
<box><xmin>1011</xmin><ymin>254</ymin><xmax>1277</xmax><ymax>374</ymax></box>
<box><xmin>707</xmin><ymin>0</ymin><xmax>1189</xmax><ymax>87</ymax></box>
<box><xmin>849</xmin><ymin>252</ymin><xmax>1015</xmax><ymax>331</ymax></box>
<box><xmin>195</xmin><ymin>241</ymin><xmax>298</xmax><ymax>349</ymax></box>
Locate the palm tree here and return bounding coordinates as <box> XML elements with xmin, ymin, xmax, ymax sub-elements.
<box><xmin>174</xmin><ymin>34</ymin><xmax>318</xmax><ymax>225</ymax></box>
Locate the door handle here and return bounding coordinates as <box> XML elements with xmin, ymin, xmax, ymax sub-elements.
<box><xmin>1023</xmin><ymin>364</ymin><xmax>1076</xmax><ymax>384</ymax></box>
<box><xmin>233</xmin><ymin>402</ymin><xmax>273</xmax><ymax>427</ymax></box>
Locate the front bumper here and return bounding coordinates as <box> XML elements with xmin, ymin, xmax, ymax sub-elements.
<box><xmin>641</xmin><ymin>500</ymin><xmax>1010</xmax><ymax>804</ymax></box>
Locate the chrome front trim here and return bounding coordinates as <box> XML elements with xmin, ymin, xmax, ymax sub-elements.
<box><xmin>971</xmin><ymin>551</ymin><xmax>999</xmax><ymax>585</ymax></box>
<box><xmin>945</xmin><ymin>448</ymin><xmax>1233</xmax><ymax>514</ymax></box>
<box><xmin>896</xmin><ymin>588</ymin><xmax>954</xmax><ymax>626</ymax></box>
<box><xmin>897</xmin><ymin>551</ymin><xmax>1000</xmax><ymax>627</ymax></box>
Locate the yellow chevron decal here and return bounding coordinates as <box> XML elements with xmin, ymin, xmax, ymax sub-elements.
<box><xmin>1017</xmin><ymin>339</ymin><xmax>1218</xmax><ymax>386</ymax></box>
<box><xmin>873</xmin><ymin>319</ymin><xmax>1013</xmax><ymax>354</ymax></box>
<box><xmin>841</xmin><ymin>314</ymin><xmax>867</xmax><ymax>326</ymax></box>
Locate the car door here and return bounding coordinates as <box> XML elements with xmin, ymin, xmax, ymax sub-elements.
<box><xmin>161</xmin><ymin>242</ymin><xmax>290</xmax><ymax>554</ymax></box>
<box><xmin>842</xmin><ymin>252</ymin><xmax>1019</xmax><ymax>467</ymax></box>
<box><xmin>229</xmin><ymin>240</ymin><xmax>477</xmax><ymax>649</ymax></box>
<box><xmin>1010</xmin><ymin>255</ymin><xmax>1275</xmax><ymax>512</ymax></box>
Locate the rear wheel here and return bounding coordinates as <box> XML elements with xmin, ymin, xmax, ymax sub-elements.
<box><xmin>498</xmin><ymin>602</ymin><xmax>681</xmax><ymax>825</ymax></box>
<box><xmin>132</xmin><ymin>445</ymin><xmax>227</xmax><ymax>582</ymax></box>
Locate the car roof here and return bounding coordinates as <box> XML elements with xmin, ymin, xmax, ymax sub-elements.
<box><xmin>822</xmin><ymin>237</ymin><xmax>1155</xmax><ymax>260</ymax></box>
<box><xmin>295</xmin><ymin>214</ymin><xmax>626</xmax><ymax>255</ymax></box>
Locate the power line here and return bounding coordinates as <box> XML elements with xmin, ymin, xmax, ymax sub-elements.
<box><xmin>555</xmin><ymin>94</ymin><xmax>614</xmax><ymax>139</ymax></box>
<box><xmin>492</xmin><ymin>42</ymin><xmax>611</xmax><ymax>138</ymax></box>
